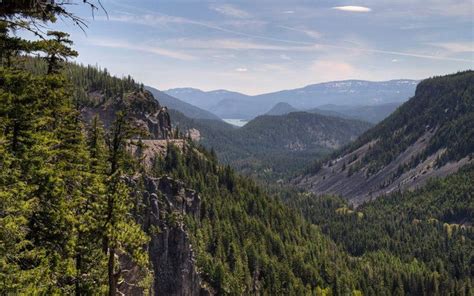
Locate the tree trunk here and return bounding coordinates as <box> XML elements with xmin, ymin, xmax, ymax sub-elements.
<box><xmin>108</xmin><ymin>247</ymin><xmax>116</xmax><ymax>296</ymax></box>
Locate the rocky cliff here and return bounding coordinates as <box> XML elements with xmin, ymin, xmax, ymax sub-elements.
<box><xmin>118</xmin><ymin>175</ymin><xmax>212</xmax><ymax>296</ymax></box>
<box><xmin>81</xmin><ymin>90</ymin><xmax>172</xmax><ymax>139</ymax></box>
<box><xmin>143</xmin><ymin>176</ymin><xmax>211</xmax><ymax>295</ymax></box>
<box><xmin>78</xmin><ymin>79</ymin><xmax>208</xmax><ymax>294</ymax></box>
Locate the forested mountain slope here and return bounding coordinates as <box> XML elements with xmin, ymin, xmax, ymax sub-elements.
<box><xmin>151</xmin><ymin>142</ymin><xmax>472</xmax><ymax>295</ymax></box>
<box><xmin>287</xmin><ymin>165</ymin><xmax>474</xmax><ymax>295</ymax></box>
<box><xmin>311</xmin><ymin>102</ymin><xmax>402</xmax><ymax>123</ymax></box>
<box><xmin>296</xmin><ymin>71</ymin><xmax>474</xmax><ymax>204</ymax></box>
<box><xmin>51</xmin><ymin>62</ymin><xmax>462</xmax><ymax>295</ymax></box>
<box><xmin>171</xmin><ymin>111</ymin><xmax>372</xmax><ymax>179</ymax></box>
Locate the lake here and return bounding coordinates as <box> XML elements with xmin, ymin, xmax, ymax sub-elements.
<box><xmin>223</xmin><ymin>119</ymin><xmax>248</xmax><ymax>127</ymax></box>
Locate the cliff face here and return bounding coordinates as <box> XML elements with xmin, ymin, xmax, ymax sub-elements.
<box><xmin>79</xmin><ymin>84</ymin><xmax>207</xmax><ymax>294</ymax></box>
<box><xmin>81</xmin><ymin>90</ymin><xmax>172</xmax><ymax>139</ymax></box>
<box><xmin>123</xmin><ymin>176</ymin><xmax>212</xmax><ymax>296</ymax></box>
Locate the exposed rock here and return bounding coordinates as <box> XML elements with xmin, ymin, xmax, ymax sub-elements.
<box><xmin>121</xmin><ymin>176</ymin><xmax>213</xmax><ymax>296</ymax></box>
<box><xmin>296</xmin><ymin>71</ymin><xmax>474</xmax><ymax>205</ymax></box>
<box><xmin>128</xmin><ymin>139</ymin><xmax>186</xmax><ymax>168</ymax></box>
<box><xmin>143</xmin><ymin>176</ymin><xmax>212</xmax><ymax>296</ymax></box>
<box><xmin>296</xmin><ymin>131</ymin><xmax>473</xmax><ymax>206</ymax></box>
<box><xmin>186</xmin><ymin>128</ymin><xmax>201</xmax><ymax>142</ymax></box>
<box><xmin>81</xmin><ymin>90</ymin><xmax>172</xmax><ymax>139</ymax></box>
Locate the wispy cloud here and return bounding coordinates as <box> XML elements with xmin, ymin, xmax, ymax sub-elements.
<box><xmin>332</xmin><ymin>6</ymin><xmax>372</xmax><ymax>12</ymax></box>
<box><xmin>167</xmin><ymin>37</ymin><xmax>472</xmax><ymax>63</ymax></box>
<box><xmin>278</xmin><ymin>25</ymin><xmax>322</xmax><ymax>39</ymax></box>
<box><xmin>89</xmin><ymin>38</ymin><xmax>196</xmax><ymax>61</ymax></box>
<box><xmin>102</xmin><ymin>12</ymin><xmax>472</xmax><ymax>63</ymax></box>
<box><xmin>167</xmin><ymin>38</ymin><xmax>312</xmax><ymax>51</ymax></box>
<box><xmin>105</xmin><ymin>14</ymin><xmax>190</xmax><ymax>27</ymax></box>
<box><xmin>210</xmin><ymin>4</ymin><xmax>251</xmax><ymax>18</ymax></box>
<box><xmin>235</xmin><ymin>67</ymin><xmax>248</xmax><ymax>72</ymax></box>
<box><xmin>427</xmin><ymin>42</ymin><xmax>474</xmax><ymax>53</ymax></box>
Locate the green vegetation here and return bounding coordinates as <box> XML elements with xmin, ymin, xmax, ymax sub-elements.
<box><xmin>339</xmin><ymin>71</ymin><xmax>473</xmax><ymax>175</ymax></box>
<box><xmin>287</xmin><ymin>165</ymin><xmax>474</xmax><ymax>295</ymax></box>
<box><xmin>153</xmin><ymin>142</ymin><xmax>472</xmax><ymax>295</ymax></box>
<box><xmin>172</xmin><ymin>110</ymin><xmax>371</xmax><ymax>181</ymax></box>
<box><xmin>20</xmin><ymin>56</ymin><xmax>142</xmax><ymax>108</ymax></box>
<box><xmin>0</xmin><ymin>8</ymin><xmax>149</xmax><ymax>294</ymax></box>
<box><xmin>1</xmin><ymin>3</ymin><xmax>472</xmax><ymax>296</ymax></box>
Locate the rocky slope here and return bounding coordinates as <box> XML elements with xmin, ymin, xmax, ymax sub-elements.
<box><xmin>296</xmin><ymin>71</ymin><xmax>474</xmax><ymax>205</ymax></box>
<box><xmin>81</xmin><ymin>89</ymin><xmax>172</xmax><ymax>139</ymax></box>
<box><xmin>71</xmin><ymin>65</ymin><xmax>210</xmax><ymax>294</ymax></box>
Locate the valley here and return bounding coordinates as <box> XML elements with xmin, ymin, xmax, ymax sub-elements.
<box><xmin>1</xmin><ymin>1</ymin><xmax>473</xmax><ymax>296</ymax></box>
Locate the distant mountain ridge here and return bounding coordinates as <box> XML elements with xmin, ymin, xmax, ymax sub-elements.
<box><xmin>166</xmin><ymin>79</ymin><xmax>418</xmax><ymax>119</ymax></box>
<box><xmin>295</xmin><ymin>71</ymin><xmax>474</xmax><ymax>205</ymax></box>
<box><xmin>146</xmin><ymin>86</ymin><xmax>221</xmax><ymax>121</ymax></box>
<box><xmin>165</xmin><ymin>87</ymin><xmax>250</xmax><ymax>112</ymax></box>
<box><xmin>311</xmin><ymin>102</ymin><xmax>402</xmax><ymax>123</ymax></box>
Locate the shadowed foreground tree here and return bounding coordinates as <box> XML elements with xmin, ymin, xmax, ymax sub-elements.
<box><xmin>0</xmin><ymin>1</ymin><xmax>150</xmax><ymax>295</ymax></box>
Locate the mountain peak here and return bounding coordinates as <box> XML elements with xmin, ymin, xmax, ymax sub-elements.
<box><xmin>265</xmin><ymin>102</ymin><xmax>299</xmax><ymax>116</ymax></box>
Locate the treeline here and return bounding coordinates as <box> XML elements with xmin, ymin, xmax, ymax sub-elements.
<box><xmin>19</xmin><ymin>57</ymin><xmax>143</xmax><ymax>107</ymax></box>
<box><xmin>286</xmin><ymin>166</ymin><xmax>474</xmax><ymax>295</ymax></box>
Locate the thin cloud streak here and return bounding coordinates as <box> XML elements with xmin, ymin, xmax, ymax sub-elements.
<box><xmin>427</xmin><ymin>42</ymin><xmax>474</xmax><ymax>53</ymax></box>
<box><xmin>278</xmin><ymin>25</ymin><xmax>322</xmax><ymax>39</ymax></box>
<box><xmin>103</xmin><ymin>12</ymin><xmax>471</xmax><ymax>63</ymax></box>
<box><xmin>210</xmin><ymin>4</ymin><xmax>251</xmax><ymax>18</ymax></box>
<box><xmin>89</xmin><ymin>38</ymin><xmax>196</xmax><ymax>61</ymax></box>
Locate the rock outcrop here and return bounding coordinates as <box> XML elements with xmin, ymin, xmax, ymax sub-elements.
<box><xmin>123</xmin><ymin>176</ymin><xmax>212</xmax><ymax>296</ymax></box>
<box><xmin>82</xmin><ymin>90</ymin><xmax>172</xmax><ymax>139</ymax></box>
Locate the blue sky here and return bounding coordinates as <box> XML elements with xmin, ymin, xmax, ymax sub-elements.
<box><xmin>45</xmin><ymin>0</ymin><xmax>473</xmax><ymax>94</ymax></box>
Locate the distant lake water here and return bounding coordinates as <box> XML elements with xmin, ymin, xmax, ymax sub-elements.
<box><xmin>223</xmin><ymin>119</ymin><xmax>248</xmax><ymax>127</ymax></box>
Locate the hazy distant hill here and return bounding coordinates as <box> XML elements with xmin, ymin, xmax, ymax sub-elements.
<box><xmin>146</xmin><ymin>86</ymin><xmax>222</xmax><ymax>121</ymax></box>
<box><xmin>171</xmin><ymin>110</ymin><xmax>372</xmax><ymax>179</ymax></box>
<box><xmin>296</xmin><ymin>71</ymin><xmax>474</xmax><ymax>204</ymax></box>
<box><xmin>265</xmin><ymin>102</ymin><xmax>299</xmax><ymax>115</ymax></box>
<box><xmin>311</xmin><ymin>102</ymin><xmax>402</xmax><ymax>123</ymax></box>
<box><xmin>165</xmin><ymin>87</ymin><xmax>250</xmax><ymax>112</ymax></box>
<box><xmin>166</xmin><ymin>79</ymin><xmax>418</xmax><ymax>119</ymax></box>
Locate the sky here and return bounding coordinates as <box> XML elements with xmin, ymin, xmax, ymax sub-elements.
<box><xmin>41</xmin><ymin>0</ymin><xmax>474</xmax><ymax>95</ymax></box>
